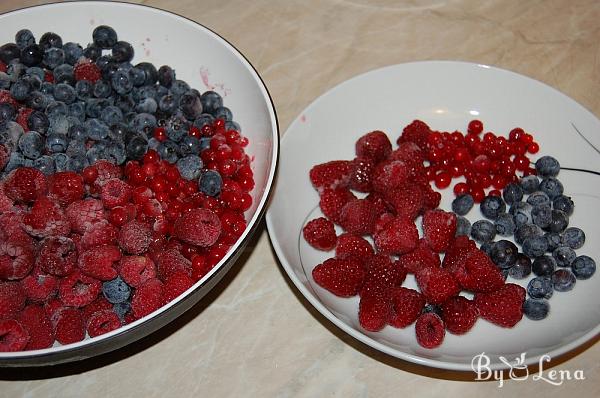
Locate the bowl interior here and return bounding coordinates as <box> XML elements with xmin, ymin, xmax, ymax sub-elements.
<box><xmin>0</xmin><ymin>1</ymin><xmax>277</xmax><ymax>361</ymax></box>
<box><xmin>267</xmin><ymin>61</ymin><xmax>600</xmax><ymax>371</ymax></box>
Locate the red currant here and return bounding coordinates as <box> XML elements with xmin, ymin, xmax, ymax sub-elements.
<box><xmin>468</xmin><ymin>120</ymin><xmax>483</xmax><ymax>135</ymax></box>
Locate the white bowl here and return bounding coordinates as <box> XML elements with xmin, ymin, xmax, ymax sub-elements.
<box><xmin>266</xmin><ymin>61</ymin><xmax>600</xmax><ymax>371</ymax></box>
<box><xmin>0</xmin><ymin>1</ymin><xmax>278</xmax><ymax>366</ymax></box>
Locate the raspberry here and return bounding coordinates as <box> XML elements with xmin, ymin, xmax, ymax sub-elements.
<box><xmin>348</xmin><ymin>157</ymin><xmax>375</xmax><ymax>192</ymax></box>
<box><xmin>81</xmin><ymin>220</ymin><xmax>118</xmax><ymax>249</ymax></box>
<box><xmin>311</xmin><ymin>257</ymin><xmax>366</xmax><ymax>297</ymax></box>
<box><xmin>118</xmin><ymin>255</ymin><xmax>156</xmax><ymax>287</ymax></box>
<box><xmin>361</xmin><ymin>254</ymin><xmax>406</xmax><ymax>297</ymax></box>
<box><xmin>373</xmin><ymin>216</ymin><xmax>418</xmax><ymax>255</ymax></box>
<box><xmin>303</xmin><ymin>217</ymin><xmax>337</xmax><ymax>251</ymax></box>
<box><xmin>397</xmin><ymin>238</ymin><xmax>441</xmax><ymax>273</ymax></box>
<box><xmin>59</xmin><ymin>270</ymin><xmax>101</xmax><ymax>307</ymax></box>
<box><xmin>44</xmin><ymin>298</ymin><xmax>63</xmax><ymax>320</ymax></box>
<box><xmin>374</xmin><ymin>212</ymin><xmax>395</xmax><ymax>234</ymax></box>
<box><xmin>0</xmin><ymin>240</ymin><xmax>34</xmax><ymax>280</ymax></box>
<box><xmin>17</xmin><ymin>304</ymin><xmax>54</xmax><ymax>350</ymax></box>
<box><xmin>355</xmin><ymin>130</ymin><xmax>392</xmax><ymax>162</ymax></box>
<box><xmin>73</xmin><ymin>59</ymin><xmax>102</xmax><ymax>82</ymax></box>
<box><xmin>446</xmin><ymin>247</ymin><xmax>505</xmax><ymax>293</ymax></box>
<box><xmin>157</xmin><ymin>248</ymin><xmax>192</xmax><ymax>280</ymax></box>
<box><xmin>90</xmin><ymin>160</ymin><xmax>122</xmax><ymax>189</ymax></box>
<box><xmin>319</xmin><ymin>187</ymin><xmax>355</xmax><ymax>224</ymax></box>
<box><xmin>173</xmin><ymin>209</ymin><xmax>221</xmax><ymax>247</ymax></box>
<box><xmin>131</xmin><ymin>278</ymin><xmax>164</xmax><ymax>319</ymax></box>
<box><xmin>66</xmin><ymin>199</ymin><xmax>106</xmax><ymax>233</ymax></box>
<box><xmin>0</xmin><ymin>319</ymin><xmax>29</xmax><ymax>351</ymax></box>
<box><xmin>48</xmin><ymin>172</ymin><xmax>85</xmax><ymax>205</ymax></box>
<box><xmin>365</xmin><ymin>192</ymin><xmax>391</xmax><ymax>216</ymax></box>
<box><xmin>0</xmin><ymin>181</ymin><xmax>14</xmax><ymax>214</ymax></box>
<box><xmin>78</xmin><ymin>245</ymin><xmax>121</xmax><ymax>280</ymax></box>
<box><xmin>0</xmin><ymin>213</ymin><xmax>32</xmax><ymax>248</ymax></box>
<box><xmin>163</xmin><ymin>270</ymin><xmax>194</xmax><ymax>303</ymax></box>
<box><xmin>389</xmin><ymin>141</ymin><xmax>425</xmax><ymax>169</ymax></box>
<box><xmin>358</xmin><ymin>289</ymin><xmax>391</xmax><ymax>332</ymax></box>
<box><xmin>0</xmin><ymin>281</ymin><xmax>26</xmax><ymax>319</ymax></box>
<box><xmin>52</xmin><ymin>307</ymin><xmax>85</xmax><ymax>345</ymax></box>
<box><xmin>87</xmin><ymin>310</ymin><xmax>121</xmax><ymax>337</ymax></box>
<box><xmin>101</xmin><ymin>178</ymin><xmax>132</xmax><ymax>209</ymax></box>
<box><xmin>397</xmin><ymin>119</ymin><xmax>432</xmax><ymax>150</ymax></box>
<box><xmin>421</xmin><ymin>184</ymin><xmax>442</xmax><ymax>210</ymax></box>
<box><xmin>415</xmin><ymin>312</ymin><xmax>445</xmax><ymax>349</ymax></box>
<box><xmin>82</xmin><ymin>296</ymin><xmax>113</xmax><ymax>325</ymax></box>
<box><xmin>371</xmin><ymin>160</ymin><xmax>408</xmax><ymax>193</ymax></box>
<box><xmin>388</xmin><ymin>287</ymin><xmax>425</xmax><ymax>328</ymax></box>
<box><xmin>415</xmin><ymin>267</ymin><xmax>460</xmax><ymax>305</ymax></box>
<box><xmin>3</xmin><ymin>167</ymin><xmax>48</xmax><ymax>203</ymax></box>
<box><xmin>22</xmin><ymin>197</ymin><xmax>71</xmax><ymax>238</ymax></box>
<box><xmin>0</xmin><ymin>89</ymin><xmax>19</xmax><ymax>107</ymax></box>
<box><xmin>16</xmin><ymin>107</ymin><xmax>33</xmax><ymax>131</ymax></box>
<box><xmin>422</xmin><ymin>209</ymin><xmax>457</xmax><ymax>252</ymax></box>
<box><xmin>36</xmin><ymin>236</ymin><xmax>77</xmax><ymax>276</ymax></box>
<box><xmin>118</xmin><ymin>220</ymin><xmax>151</xmax><ymax>255</ymax></box>
<box><xmin>338</xmin><ymin>199</ymin><xmax>378</xmax><ymax>235</ymax></box>
<box><xmin>441</xmin><ymin>296</ymin><xmax>479</xmax><ymax>335</ymax></box>
<box><xmin>309</xmin><ymin>160</ymin><xmax>352</xmax><ymax>192</ymax></box>
<box><xmin>21</xmin><ymin>267</ymin><xmax>58</xmax><ymax>302</ymax></box>
<box><xmin>384</xmin><ymin>185</ymin><xmax>424</xmax><ymax>220</ymax></box>
<box><xmin>335</xmin><ymin>233</ymin><xmax>374</xmax><ymax>262</ymax></box>
<box><xmin>474</xmin><ymin>283</ymin><xmax>526</xmax><ymax>328</ymax></box>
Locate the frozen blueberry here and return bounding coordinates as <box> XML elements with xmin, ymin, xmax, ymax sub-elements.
<box><xmin>165</xmin><ymin>114</ymin><xmax>188</xmax><ymax>142</ymax></box>
<box><xmin>179</xmin><ymin>136</ymin><xmax>200</xmax><ymax>156</ymax></box>
<box><xmin>552</xmin><ymin>269</ymin><xmax>576</xmax><ymax>292</ymax></box>
<box><xmin>470</xmin><ymin>219</ymin><xmax>496</xmax><ymax>243</ymax></box>
<box><xmin>66</xmin><ymin>154</ymin><xmax>86</xmax><ymax>173</ymax></box>
<box><xmin>113</xmin><ymin>301</ymin><xmax>131</xmax><ymax>322</ymax></box>
<box><xmin>544</xmin><ymin>231</ymin><xmax>562</xmax><ymax>252</ymax></box>
<box><xmin>93</xmin><ymin>79</ymin><xmax>112</xmax><ymax>98</ymax></box>
<box><xmin>46</xmin><ymin>133</ymin><xmax>67</xmax><ymax>153</ymax></box>
<box><xmin>15</xmin><ymin>29</ymin><xmax>35</xmax><ymax>49</ymax></box>
<box><xmin>83</xmin><ymin>44</ymin><xmax>101</xmax><ymax>61</ymax></box>
<box><xmin>553</xmin><ymin>246</ymin><xmax>576</xmax><ymax>267</ymax></box>
<box><xmin>131</xmin><ymin>113</ymin><xmax>156</xmax><ymax>135</ymax></box>
<box><xmin>522</xmin><ymin>236</ymin><xmax>549</xmax><ymax>258</ymax></box>
<box><xmin>526</xmin><ymin>191</ymin><xmax>550</xmax><ymax>207</ymax></box>
<box><xmin>62</xmin><ymin>42</ymin><xmax>83</xmax><ymax>65</ymax></box>
<box><xmin>200</xmin><ymin>91</ymin><xmax>223</xmax><ymax>115</ymax></box>
<box><xmin>523</xmin><ymin>299</ymin><xmax>550</xmax><ymax>321</ymax></box>
<box><xmin>111</xmin><ymin>69</ymin><xmax>133</xmax><ymax>95</ymax></box>
<box><xmin>33</xmin><ymin>155</ymin><xmax>55</xmax><ymax>175</ymax></box>
<box><xmin>532</xmin><ymin>255</ymin><xmax>556</xmax><ymax>277</ymax></box>
<box><xmin>28</xmin><ymin>91</ymin><xmax>51</xmax><ymax>112</ymax></box>
<box><xmin>0</xmin><ymin>103</ymin><xmax>16</xmax><ymax>124</ymax></box>
<box><xmin>176</xmin><ymin>155</ymin><xmax>203</xmax><ymax>180</ymax></box>
<box><xmin>199</xmin><ymin>169</ymin><xmax>222</xmax><ymax>197</ymax></box>
<box><xmin>75</xmin><ymin>80</ymin><xmax>93</xmax><ymax>99</ymax></box>
<box><xmin>510</xmin><ymin>201</ymin><xmax>533</xmax><ymax>227</ymax></box>
<box><xmin>455</xmin><ymin>216</ymin><xmax>471</xmax><ymax>237</ymax></box>
<box><xmin>193</xmin><ymin>114</ymin><xmax>215</xmax><ymax>130</ymax></box>
<box><xmin>480</xmin><ymin>195</ymin><xmax>506</xmax><ymax>220</ymax></box>
<box><xmin>531</xmin><ymin>205</ymin><xmax>552</xmax><ymax>229</ymax></box>
<box><xmin>43</xmin><ymin>47</ymin><xmax>64</xmax><ymax>69</ymax></box>
<box><xmin>452</xmin><ymin>194</ymin><xmax>474</xmax><ymax>216</ymax></box>
<box><xmin>20</xmin><ymin>44</ymin><xmax>43</xmax><ymax>67</ymax></box>
<box><xmin>135</xmin><ymin>62</ymin><xmax>158</xmax><ymax>86</ymax></box>
<box><xmin>84</xmin><ymin>118</ymin><xmax>109</xmax><ymax>141</ymax></box>
<box><xmin>39</xmin><ymin>32</ymin><xmax>62</xmax><ymax>50</ymax></box>
<box><xmin>421</xmin><ymin>303</ymin><xmax>443</xmax><ymax>317</ymax></box>
<box><xmin>93</xmin><ymin>25</ymin><xmax>118</xmax><ymax>49</ymax></box>
<box><xmin>157</xmin><ymin>65</ymin><xmax>175</xmax><ymax>87</ymax></box>
<box><xmin>539</xmin><ymin>177</ymin><xmax>563</xmax><ymax>200</ymax></box>
<box><xmin>159</xmin><ymin>93</ymin><xmax>177</xmax><ymax>114</ymax></box>
<box><xmin>571</xmin><ymin>255</ymin><xmax>596</xmax><ymax>280</ymax></box>
<box><xmin>53</xmin><ymin>83</ymin><xmax>76</xmax><ymax>104</ymax></box>
<box><xmin>552</xmin><ymin>195</ymin><xmax>574</xmax><ymax>216</ymax></box>
<box><xmin>214</xmin><ymin>106</ymin><xmax>233</xmax><ymax>121</ymax></box>
<box><xmin>509</xmin><ymin>254</ymin><xmax>532</xmax><ymax>279</ymax></box>
<box><xmin>126</xmin><ymin>134</ymin><xmax>148</xmax><ymax>161</ymax></box>
<box><xmin>546</xmin><ymin>209</ymin><xmax>569</xmax><ymax>233</ymax></box>
<box><xmin>494</xmin><ymin>212</ymin><xmax>516</xmax><ymax>236</ymax></box>
<box><xmin>0</xmin><ymin>43</ymin><xmax>20</xmax><ymax>64</ymax></box>
<box><xmin>10</xmin><ymin>78</ymin><xmax>32</xmax><ymax>101</ymax></box>
<box><xmin>199</xmin><ymin>136</ymin><xmax>211</xmax><ymax>151</ymax></box>
<box><xmin>480</xmin><ymin>241</ymin><xmax>493</xmax><ymax>257</ymax></box>
<box><xmin>535</xmin><ymin>155</ymin><xmax>560</xmax><ymax>177</ymax></box>
<box><xmin>18</xmin><ymin>131</ymin><xmax>44</xmax><ymax>159</ymax></box>
<box><xmin>179</xmin><ymin>91</ymin><xmax>203</xmax><ymax>120</ymax></box>
<box><xmin>527</xmin><ymin>276</ymin><xmax>553</xmax><ymax>299</ymax></box>
<box><xmin>100</xmin><ymin>105</ymin><xmax>123</xmax><ymax>127</ymax></box>
<box><xmin>135</xmin><ymin>97</ymin><xmax>158</xmax><ymax>114</ymax></box>
<box><xmin>104</xmin><ymin>143</ymin><xmax>126</xmax><ymax>165</ymax></box>
<box><xmin>489</xmin><ymin>240</ymin><xmax>518</xmax><ymax>269</ymax></box>
<box><xmin>514</xmin><ymin>223</ymin><xmax>543</xmax><ymax>245</ymax></box>
<box><xmin>502</xmin><ymin>183</ymin><xmax>523</xmax><ymax>205</ymax></box>
<box><xmin>157</xmin><ymin>140</ymin><xmax>179</xmax><ymax>164</ymax></box>
<box><xmin>561</xmin><ymin>227</ymin><xmax>585</xmax><ymax>249</ymax></box>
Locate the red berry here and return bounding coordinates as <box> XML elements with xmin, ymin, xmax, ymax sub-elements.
<box><xmin>0</xmin><ymin>282</ymin><xmax>26</xmax><ymax>319</ymax></box>
<box><xmin>131</xmin><ymin>278</ymin><xmax>164</xmax><ymax>319</ymax></box>
<box><xmin>173</xmin><ymin>208</ymin><xmax>222</xmax><ymax>247</ymax></box>
<box><xmin>319</xmin><ymin>188</ymin><xmax>356</xmax><ymax>224</ymax></box>
<box><xmin>335</xmin><ymin>233</ymin><xmax>374</xmax><ymax>262</ymax></box>
<box><xmin>358</xmin><ymin>290</ymin><xmax>392</xmax><ymax>332</ymax></box>
<box><xmin>74</xmin><ymin>60</ymin><xmax>101</xmax><ymax>82</ymax></box>
<box><xmin>101</xmin><ymin>178</ymin><xmax>132</xmax><ymax>209</ymax></box>
<box><xmin>66</xmin><ymin>199</ymin><xmax>105</xmax><ymax>234</ymax></box>
<box><xmin>163</xmin><ymin>270</ymin><xmax>194</xmax><ymax>303</ymax></box>
<box><xmin>3</xmin><ymin>167</ymin><xmax>48</xmax><ymax>203</ymax></box>
<box><xmin>397</xmin><ymin>120</ymin><xmax>432</xmax><ymax>150</ymax></box>
<box><xmin>157</xmin><ymin>249</ymin><xmax>192</xmax><ymax>280</ymax></box>
<box><xmin>87</xmin><ymin>310</ymin><xmax>121</xmax><ymax>337</ymax></box>
<box><xmin>441</xmin><ymin>296</ymin><xmax>479</xmax><ymax>335</ymax></box>
<box><xmin>373</xmin><ymin>216</ymin><xmax>419</xmax><ymax>255</ymax></box>
<box><xmin>453</xmin><ymin>182</ymin><xmax>469</xmax><ymax>196</ymax></box>
<box><xmin>118</xmin><ymin>220</ymin><xmax>152</xmax><ymax>255</ymax></box>
<box><xmin>48</xmin><ymin>172</ymin><xmax>85</xmax><ymax>205</ymax></box>
<box><xmin>415</xmin><ymin>312</ymin><xmax>445</xmax><ymax>349</ymax></box>
<box><xmin>81</xmin><ymin>220</ymin><xmax>118</xmax><ymax>249</ymax></box>
<box><xmin>0</xmin><ymin>239</ymin><xmax>34</xmax><ymax>280</ymax></box>
<box><xmin>78</xmin><ymin>245</ymin><xmax>121</xmax><ymax>281</ymax></box>
<box><xmin>509</xmin><ymin>127</ymin><xmax>524</xmax><ymax>142</ymax></box>
<box><xmin>303</xmin><ymin>217</ymin><xmax>337</xmax><ymax>251</ymax></box>
<box><xmin>396</xmin><ymin>238</ymin><xmax>441</xmax><ymax>274</ymax></box>
<box><xmin>422</xmin><ymin>209</ymin><xmax>457</xmax><ymax>252</ymax></box>
<box><xmin>474</xmin><ymin>283</ymin><xmax>525</xmax><ymax>328</ymax></box>
<box><xmin>119</xmin><ymin>256</ymin><xmax>157</xmax><ymax>287</ymax></box>
<box><xmin>338</xmin><ymin>199</ymin><xmax>378</xmax><ymax>236</ymax></box>
<box><xmin>388</xmin><ymin>287</ymin><xmax>425</xmax><ymax>328</ymax></box>
<box><xmin>309</xmin><ymin>160</ymin><xmax>353</xmax><ymax>192</ymax></box>
<box><xmin>36</xmin><ymin>236</ymin><xmax>77</xmax><ymax>276</ymax></box>
<box><xmin>434</xmin><ymin>171</ymin><xmax>452</xmax><ymax>189</ymax></box>
<box><xmin>0</xmin><ymin>319</ymin><xmax>29</xmax><ymax>351</ymax></box>
<box><xmin>415</xmin><ymin>266</ymin><xmax>460</xmax><ymax>305</ymax></box>
<box><xmin>355</xmin><ymin>130</ymin><xmax>392</xmax><ymax>162</ymax></box>
<box><xmin>17</xmin><ymin>304</ymin><xmax>54</xmax><ymax>350</ymax></box>
<box><xmin>467</xmin><ymin>120</ymin><xmax>483</xmax><ymax>135</ymax></box>
<box><xmin>371</xmin><ymin>160</ymin><xmax>409</xmax><ymax>192</ymax></box>
<box><xmin>527</xmin><ymin>142</ymin><xmax>539</xmax><ymax>154</ymax></box>
<box><xmin>52</xmin><ymin>307</ymin><xmax>85</xmax><ymax>345</ymax></box>
<box><xmin>313</xmin><ymin>257</ymin><xmax>367</xmax><ymax>298</ymax></box>
<box><xmin>21</xmin><ymin>267</ymin><xmax>58</xmax><ymax>302</ymax></box>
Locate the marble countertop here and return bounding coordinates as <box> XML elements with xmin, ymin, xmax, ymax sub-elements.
<box><xmin>1</xmin><ymin>0</ymin><xmax>599</xmax><ymax>396</ymax></box>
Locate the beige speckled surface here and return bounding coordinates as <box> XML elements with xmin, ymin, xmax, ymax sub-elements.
<box><xmin>1</xmin><ymin>0</ymin><xmax>599</xmax><ymax>397</ymax></box>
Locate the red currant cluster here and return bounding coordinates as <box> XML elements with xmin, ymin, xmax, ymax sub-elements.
<box><xmin>424</xmin><ymin>120</ymin><xmax>539</xmax><ymax>202</ymax></box>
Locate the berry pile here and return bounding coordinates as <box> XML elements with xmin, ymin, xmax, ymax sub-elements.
<box><xmin>0</xmin><ymin>27</ymin><xmax>253</xmax><ymax>351</ymax></box>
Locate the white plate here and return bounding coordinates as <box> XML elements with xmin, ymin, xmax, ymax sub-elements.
<box><xmin>266</xmin><ymin>61</ymin><xmax>600</xmax><ymax>371</ymax></box>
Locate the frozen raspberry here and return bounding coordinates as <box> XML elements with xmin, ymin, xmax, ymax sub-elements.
<box><xmin>397</xmin><ymin>238</ymin><xmax>441</xmax><ymax>273</ymax></box>
<box><xmin>303</xmin><ymin>217</ymin><xmax>337</xmax><ymax>251</ymax></box>
<box><xmin>0</xmin><ymin>182</ymin><xmax>14</xmax><ymax>214</ymax></box>
<box><xmin>118</xmin><ymin>220</ymin><xmax>151</xmax><ymax>255</ymax></box>
<box><xmin>309</xmin><ymin>160</ymin><xmax>352</xmax><ymax>192</ymax></box>
<box><xmin>131</xmin><ymin>278</ymin><xmax>164</xmax><ymax>319</ymax></box>
<box><xmin>87</xmin><ymin>160</ymin><xmax>122</xmax><ymax>194</ymax></box>
<box><xmin>415</xmin><ymin>312</ymin><xmax>445</xmax><ymax>349</ymax></box>
<box><xmin>441</xmin><ymin>296</ymin><xmax>479</xmax><ymax>335</ymax></box>
<box><xmin>374</xmin><ymin>212</ymin><xmax>395</xmax><ymax>233</ymax></box>
<box><xmin>422</xmin><ymin>209</ymin><xmax>457</xmax><ymax>252</ymax></box>
<box><xmin>365</xmin><ymin>192</ymin><xmax>391</xmax><ymax>216</ymax></box>
<box><xmin>173</xmin><ymin>209</ymin><xmax>221</xmax><ymax>247</ymax></box>
<box><xmin>389</xmin><ymin>141</ymin><xmax>425</xmax><ymax>169</ymax></box>
<box><xmin>16</xmin><ymin>107</ymin><xmax>33</xmax><ymax>131</ymax></box>
<box><xmin>361</xmin><ymin>254</ymin><xmax>406</xmax><ymax>297</ymax></box>
<box><xmin>0</xmin><ymin>89</ymin><xmax>19</xmax><ymax>107</ymax></box>
<box><xmin>474</xmin><ymin>283</ymin><xmax>525</xmax><ymax>328</ymax></box>
<box><xmin>66</xmin><ymin>199</ymin><xmax>105</xmax><ymax>233</ymax></box>
<box><xmin>3</xmin><ymin>167</ymin><xmax>48</xmax><ymax>203</ymax></box>
<box><xmin>21</xmin><ymin>267</ymin><xmax>58</xmax><ymax>302</ymax></box>
<box><xmin>17</xmin><ymin>304</ymin><xmax>54</xmax><ymax>350</ymax></box>
<box><xmin>36</xmin><ymin>236</ymin><xmax>77</xmax><ymax>276</ymax></box>
<box><xmin>445</xmin><ymin>244</ymin><xmax>504</xmax><ymax>293</ymax></box>
<box><xmin>0</xmin><ymin>319</ymin><xmax>29</xmax><ymax>351</ymax></box>
<box><xmin>48</xmin><ymin>172</ymin><xmax>85</xmax><ymax>205</ymax></box>
<box><xmin>52</xmin><ymin>307</ymin><xmax>85</xmax><ymax>345</ymax></box>
<box><xmin>384</xmin><ymin>185</ymin><xmax>424</xmax><ymax>220</ymax></box>
<box><xmin>79</xmin><ymin>245</ymin><xmax>121</xmax><ymax>280</ymax></box>
<box><xmin>442</xmin><ymin>236</ymin><xmax>477</xmax><ymax>269</ymax></box>
<box><xmin>349</xmin><ymin>157</ymin><xmax>375</xmax><ymax>192</ymax></box>
<box><xmin>163</xmin><ymin>270</ymin><xmax>194</xmax><ymax>303</ymax></box>
<box><xmin>82</xmin><ymin>296</ymin><xmax>113</xmax><ymax>324</ymax></box>
<box><xmin>101</xmin><ymin>178</ymin><xmax>132</xmax><ymax>209</ymax></box>
<box><xmin>388</xmin><ymin>287</ymin><xmax>425</xmax><ymax>328</ymax></box>
<box><xmin>74</xmin><ymin>59</ymin><xmax>101</xmax><ymax>82</ymax></box>
<box><xmin>87</xmin><ymin>309</ymin><xmax>121</xmax><ymax>337</ymax></box>
<box><xmin>0</xmin><ymin>144</ymin><xmax>9</xmax><ymax>172</ymax></box>
<box><xmin>22</xmin><ymin>197</ymin><xmax>71</xmax><ymax>238</ymax></box>
<box><xmin>373</xmin><ymin>216</ymin><xmax>418</xmax><ymax>255</ymax></box>
<box><xmin>339</xmin><ymin>199</ymin><xmax>378</xmax><ymax>235</ymax></box>
<box><xmin>335</xmin><ymin>233</ymin><xmax>374</xmax><ymax>262</ymax></box>
<box><xmin>358</xmin><ymin>289</ymin><xmax>391</xmax><ymax>332</ymax></box>
<box><xmin>421</xmin><ymin>184</ymin><xmax>442</xmax><ymax>210</ymax></box>
<box><xmin>0</xmin><ymin>282</ymin><xmax>26</xmax><ymax>319</ymax></box>
<box><xmin>415</xmin><ymin>266</ymin><xmax>460</xmax><ymax>305</ymax></box>
<box><xmin>371</xmin><ymin>160</ymin><xmax>409</xmax><ymax>193</ymax></box>
<box><xmin>312</xmin><ymin>257</ymin><xmax>366</xmax><ymax>297</ymax></box>
<box><xmin>397</xmin><ymin>119</ymin><xmax>432</xmax><ymax>150</ymax></box>
<box><xmin>0</xmin><ymin>240</ymin><xmax>34</xmax><ymax>280</ymax></box>
<box><xmin>118</xmin><ymin>256</ymin><xmax>156</xmax><ymax>287</ymax></box>
<box><xmin>59</xmin><ymin>270</ymin><xmax>101</xmax><ymax>307</ymax></box>
<box><xmin>157</xmin><ymin>249</ymin><xmax>192</xmax><ymax>280</ymax></box>
<box><xmin>355</xmin><ymin>130</ymin><xmax>392</xmax><ymax>162</ymax></box>
<box><xmin>44</xmin><ymin>298</ymin><xmax>63</xmax><ymax>320</ymax></box>
<box><xmin>319</xmin><ymin>187</ymin><xmax>356</xmax><ymax>224</ymax></box>
<box><xmin>81</xmin><ymin>220</ymin><xmax>118</xmax><ymax>249</ymax></box>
